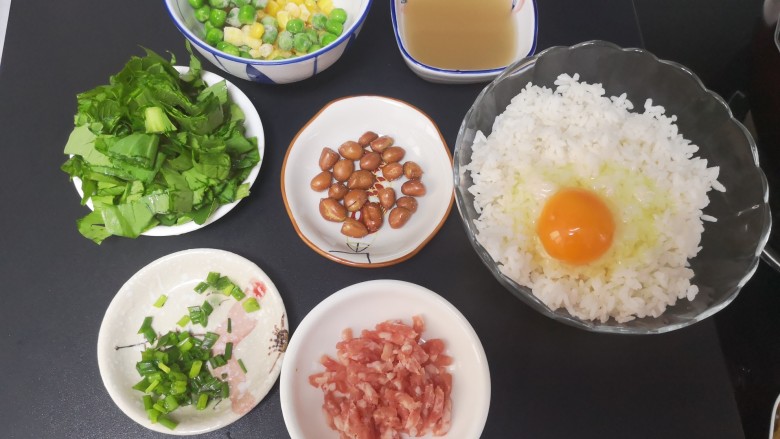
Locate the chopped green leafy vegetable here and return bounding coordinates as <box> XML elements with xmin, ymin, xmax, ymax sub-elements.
<box><xmin>153</xmin><ymin>295</ymin><xmax>168</xmax><ymax>308</ymax></box>
<box><xmin>61</xmin><ymin>45</ymin><xmax>260</xmax><ymax>244</ymax></box>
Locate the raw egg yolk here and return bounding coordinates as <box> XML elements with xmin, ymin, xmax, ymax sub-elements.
<box><xmin>536</xmin><ymin>188</ymin><xmax>615</xmax><ymax>265</ymax></box>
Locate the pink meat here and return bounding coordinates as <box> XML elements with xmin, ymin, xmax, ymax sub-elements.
<box><xmin>309</xmin><ymin>316</ymin><xmax>453</xmax><ymax>439</ymax></box>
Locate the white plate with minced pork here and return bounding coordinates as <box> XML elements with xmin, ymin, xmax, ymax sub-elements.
<box><xmin>465</xmin><ymin>73</ymin><xmax>724</xmax><ymax>325</ymax></box>
<box><xmin>279</xmin><ymin>280</ymin><xmax>490</xmax><ymax>439</ymax></box>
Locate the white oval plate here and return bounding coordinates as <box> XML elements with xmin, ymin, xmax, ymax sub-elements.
<box><xmin>280</xmin><ymin>280</ymin><xmax>490</xmax><ymax>439</ymax></box>
<box><xmin>73</xmin><ymin>66</ymin><xmax>265</xmax><ymax>236</ymax></box>
<box><xmin>281</xmin><ymin>96</ymin><xmax>454</xmax><ymax>267</ymax></box>
<box><xmin>97</xmin><ymin>249</ymin><xmax>287</xmax><ymax>435</ymax></box>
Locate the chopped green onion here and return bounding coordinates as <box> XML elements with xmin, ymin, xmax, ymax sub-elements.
<box><xmin>147</xmin><ymin>408</ymin><xmax>161</xmax><ymax>423</ymax></box>
<box><xmin>194</xmin><ymin>281</ymin><xmax>210</xmax><ymax>294</ymax></box>
<box><xmin>132</xmin><ymin>377</ymin><xmax>150</xmax><ymax>391</ymax></box>
<box><xmin>145</xmin><ymin>379</ymin><xmax>160</xmax><ymax>393</ymax></box>
<box><xmin>158</xmin><ymin>362</ymin><xmax>171</xmax><ymax>374</ymax></box>
<box><xmin>153</xmin><ymin>295</ymin><xmax>168</xmax><ymax>308</ymax></box>
<box><xmin>224</xmin><ymin>342</ymin><xmax>233</xmax><ymax>360</ymax></box>
<box><xmin>188</xmin><ymin>305</ymin><xmax>207</xmax><ymax>327</ymax></box>
<box><xmin>227</xmin><ymin>318</ymin><xmax>232</xmax><ymax>333</ymax></box>
<box><xmin>201</xmin><ymin>300</ymin><xmax>214</xmax><ymax>316</ymax></box>
<box><xmin>196</xmin><ymin>393</ymin><xmax>209</xmax><ymax>410</ymax></box>
<box><xmin>242</xmin><ymin>297</ymin><xmax>261</xmax><ymax>313</ymax></box>
<box><xmin>221</xmin><ymin>382</ymin><xmax>230</xmax><ymax>398</ymax></box>
<box><xmin>189</xmin><ymin>360</ymin><xmax>203</xmax><ymax>379</ymax></box>
<box><xmin>206</xmin><ymin>271</ymin><xmax>220</xmax><ymax>285</ymax></box>
<box><xmin>238</xmin><ymin>359</ymin><xmax>247</xmax><ymax>374</ymax></box>
<box><xmin>142</xmin><ymin>395</ymin><xmax>153</xmax><ymax>410</ymax></box>
<box><xmin>158</xmin><ymin>416</ymin><xmax>179</xmax><ymax>430</ymax></box>
<box><xmin>176</xmin><ymin>315</ymin><xmax>190</xmax><ymax>327</ymax></box>
<box><xmin>202</xmin><ymin>332</ymin><xmax>219</xmax><ymax>349</ymax></box>
<box><xmin>231</xmin><ymin>287</ymin><xmax>246</xmax><ymax>301</ymax></box>
<box><xmin>164</xmin><ymin>395</ymin><xmax>179</xmax><ymax>412</ymax></box>
<box><xmin>177</xmin><ymin>336</ymin><xmax>194</xmax><ymax>352</ymax></box>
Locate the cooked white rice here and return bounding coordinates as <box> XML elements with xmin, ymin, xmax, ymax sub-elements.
<box><xmin>466</xmin><ymin>73</ymin><xmax>723</xmax><ymax>323</ymax></box>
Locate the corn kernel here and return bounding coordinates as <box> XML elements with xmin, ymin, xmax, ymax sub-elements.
<box><xmin>304</xmin><ymin>0</ymin><xmax>317</xmax><ymax>11</ymax></box>
<box><xmin>259</xmin><ymin>43</ymin><xmax>274</xmax><ymax>58</ymax></box>
<box><xmin>266</xmin><ymin>1</ymin><xmax>281</xmax><ymax>16</ymax></box>
<box><xmin>247</xmin><ymin>22</ymin><xmax>263</xmax><ymax>39</ymax></box>
<box><xmin>223</xmin><ymin>26</ymin><xmax>245</xmax><ymax>47</ymax></box>
<box><xmin>249</xmin><ymin>47</ymin><xmax>262</xmax><ymax>58</ymax></box>
<box><xmin>292</xmin><ymin>0</ymin><xmax>304</xmax><ymax>5</ymax></box>
<box><xmin>317</xmin><ymin>0</ymin><xmax>333</xmax><ymax>15</ymax></box>
<box><xmin>269</xmin><ymin>49</ymin><xmax>281</xmax><ymax>59</ymax></box>
<box><xmin>277</xmin><ymin>10</ymin><xmax>290</xmax><ymax>29</ymax></box>
<box><xmin>299</xmin><ymin>4</ymin><xmax>310</xmax><ymax>21</ymax></box>
<box><xmin>284</xmin><ymin>2</ymin><xmax>301</xmax><ymax>18</ymax></box>
<box><xmin>245</xmin><ymin>36</ymin><xmax>262</xmax><ymax>49</ymax></box>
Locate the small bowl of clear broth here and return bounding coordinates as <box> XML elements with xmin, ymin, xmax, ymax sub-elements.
<box><xmin>391</xmin><ymin>0</ymin><xmax>538</xmax><ymax>84</ymax></box>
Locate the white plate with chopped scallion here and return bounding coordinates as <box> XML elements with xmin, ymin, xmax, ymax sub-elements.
<box><xmin>97</xmin><ymin>248</ymin><xmax>287</xmax><ymax>435</ymax></box>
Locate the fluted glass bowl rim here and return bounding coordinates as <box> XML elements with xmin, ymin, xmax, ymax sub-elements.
<box><xmin>453</xmin><ymin>40</ymin><xmax>772</xmax><ymax>334</ymax></box>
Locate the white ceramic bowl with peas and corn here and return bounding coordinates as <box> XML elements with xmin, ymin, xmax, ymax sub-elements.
<box><xmin>165</xmin><ymin>0</ymin><xmax>372</xmax><ymax>84</ymax></box>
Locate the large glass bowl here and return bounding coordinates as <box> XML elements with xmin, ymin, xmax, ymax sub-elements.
<box><xmin>453</xmin><ymin>40</ymin><xmax>772</xmax><ymax>334</ymax></box>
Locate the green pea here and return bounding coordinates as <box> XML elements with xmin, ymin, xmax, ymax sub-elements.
<box><xmin>204</xmin><ymin>20</ymin><xmax>216</xmax><ymax>33</ymax></box>
<box><xmin>293</xmin><ymin>33</ymin><xmax>312</xmax><ymax>52</ymax></box>
<box><xmin>232</xmin><ymin>0</ymin><xmax>250</xmax><ymax>6</ymax></box>
<box><xmin>220</xmin><ymin>42</ymin><xmax>241</xmax><ymax>56</ymax></box>
<box><xmin>194</xmin><ymin>5</ymin><xmax>211</xmax><ymax>22</ymax></box>
<box><xmin>278</xmin><ymin>30</ymin><xmax>294</xmax><ymax>51</ymax></box>
<box><xmin>188</xmin><ymin>0</ymin><xmax>205</xmax><ymax>8</ymax></box>
<box><xmin>209</xmin><ymin>8</ymin><xmax>227</xmax><ymax>27</ymax></box>
<box><xmin>320</xmin><ymin>32</ymin><xmax>338</xmax><ymax>46</ymax></box>
<box><xmin>308</xmin><ymin>44</ymin><xmax>322</xmax><ymax>53</ymax></box>
<box><xmin>311</xmin><ymin>13</ymin><xmax>327</xmax><ymax>30</ymax></box>
<box><xmin>262</xmin><ymin>25</ymin><xmax>278</xmax><ymax>44</ymax></box>
<box><xmin>206</xmin><ymin>28</ymin><xmax>224</xmax><ymax>46</ymax></box>
<box><xmin>329</xmin><ymin>8</ymin><xmax>347</xmax><ymax>24</ymax></box>
<box><xmin>253</xmin><ymin>0</ymin><xmax>268</xmax><ymax>8</ymax></box>
<box><xmin>325</xmin><ymin>19</ymin><xmax>343</xmax><ymax>36</ymax></box>
<box><xmin>226</xmin><ymin>8</ymin><xmax>241</xmax><ymax>27</ymax></box>
<box><xmin>286</xmin><ymin>18</ymin><xmax>304</xmax><ymax>34</ymax></box>
<box><xmin>305</xmin><ymin>28</ymin><xmax>318</xmax><ymax>43</ymax></box>
<box><xmin>238</xmin><ymin>5</ymin><xmax>256</xmax><ymax>24</ymax></box>
<box><xmin>260</xmin><ymin>16</ymin><xmax>277</xmax><ymax>28</ymax></box>
<box><xmin>239</xmin><ymin>49</ymin><xmax>253</xmax><ymax>58</ymax></box>
<box><xmin>209</xmin><ymin>0</ymin><xmax>229</xmax><ymax>7</ymax></box>
<box><xmin>273</xmin><ymin>56</ymin><xmax>287</xmax><ymax>60</ymax></box>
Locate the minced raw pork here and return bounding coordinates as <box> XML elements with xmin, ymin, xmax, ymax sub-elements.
<box><xmin>308</xmin><ymin>316</ymin><xmax>452</xmax><ymax>439</ymax></box>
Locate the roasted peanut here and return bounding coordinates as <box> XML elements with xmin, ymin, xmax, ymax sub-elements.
<box><xmin>332</xmin><ymin>159</ymin><xmax>354</xmax><ymax>182</ymax></box>
<box><xmin>343</xmin><ymin>189</ymin><xmax>368</xmax><ymax>212</ymax></box>
<box><xmin>310</xmin><ymin>171</ymin><xmax>332</xmax><ymax>191</ymax></box>
<box><xmin>361</xmin><ymin>202</ymin><xmax>383</xmax><ymax>233</ymax></box>
<box><xmin>401</xmin><ymin>179</ymin><xmax>426</xmax><ymax>197</ymax></box>
<box><xmin>381</xmin><ymin>146</ymin><xmax>406</xmax><ymax>163</ymax></box>
<box><xmin>377</xmin><ymin>187</ymin><xmax>396</xmax><ymax>210</ymax></box>
<box><xmin>370</xmin><ymin>136</ymin><xmax>394</xmax><ymax>153</ymax></box>
<box><xmin>388</xmin><ymin>207</ymin><xmax>412</xmax><ymax>229</ymax></box>
<box><xmin>396</xmin><ymin>196</ymin><xmax>418</xmax><ymax>213</ymax></box>
<box><xmin>347</xmin><ymin>170</ymin><xmax>375</xmax><ymax>190</ymax></box>
<box><xmin>319</xmin><ymin>147</ymin><xmax>339</xmax><ymax>171</ymax></box>
<box><xmin>319</xmin><ymin>198</ymin><xmax>347</xmax><ymax>222</ymax></box>
<box><xmin>403</xmin><ymin>161</ymin><xmax>423</xmax><ymax>179</ymax></box>
<box><xmin>381</xmin><ymin>162</ymin><xmax>403</xmax><ymax>181</ymax></box>
<box><xmin>358</xmin><ymin>131</ymin><xmax>379</xmax><ymax>147</ymax></box>
<box><xmin>328</xmin><ymin>182</ymin><xmax>348</xmax><ymax>200</ymax></box>
<box><xmin>341</xmin><ymin>218</ymin><xmax>369</xmax><ymax>238</ymax></box>
<box><xmin>338</xmin><ymin>140</ymin><xmax>365</xmax><ymax>160</ymax></box>
<box><xmin>359</xmin><ymin>152</ymin><xmax>381</xmax><ymax>171</ymax></box>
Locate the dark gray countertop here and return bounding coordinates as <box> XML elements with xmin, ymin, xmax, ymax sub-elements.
<box><xmin>0</xmin><ymin>1</ymin><xmax>770</xmax><ymax>438</ymax></box>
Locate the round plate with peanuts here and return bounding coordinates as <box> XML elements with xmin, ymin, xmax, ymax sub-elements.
<box><xmin>281</xmin><ymin>95</ymin><xmax>454</xmax><ymax>268</ymax></box>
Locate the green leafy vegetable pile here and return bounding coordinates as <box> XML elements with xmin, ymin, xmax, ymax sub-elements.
<box><xmin>61</xmin><ymin>47</ymin><xmax>260</xmax><ymax>244</ymax></box>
